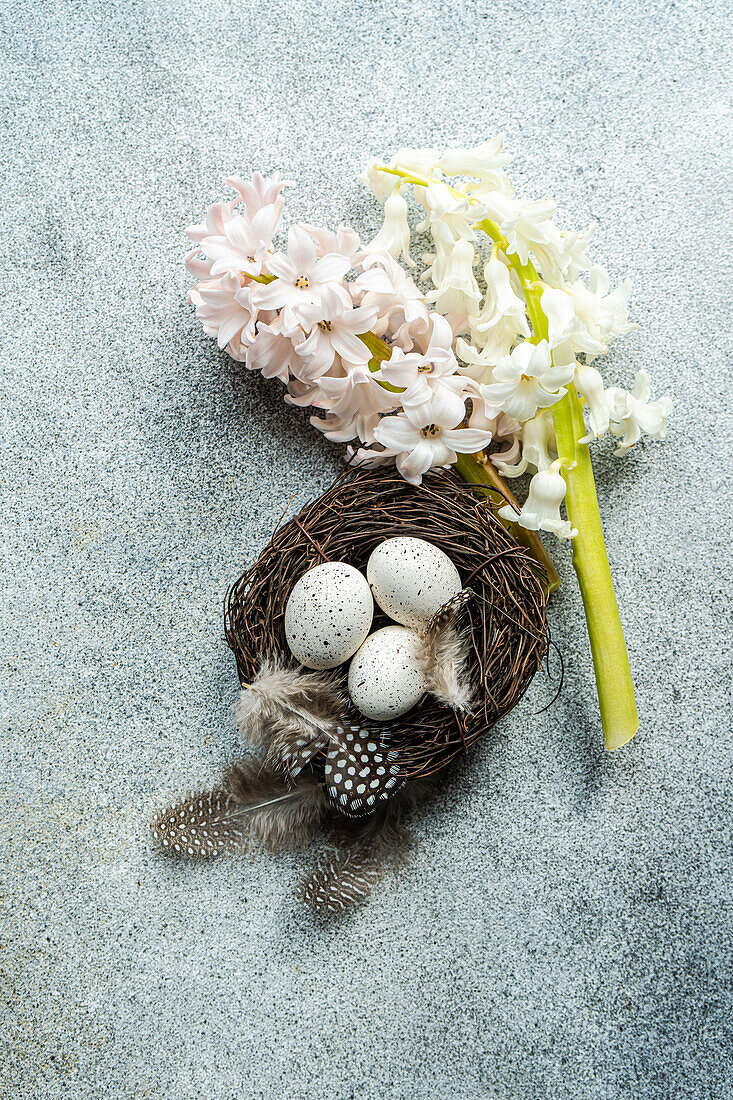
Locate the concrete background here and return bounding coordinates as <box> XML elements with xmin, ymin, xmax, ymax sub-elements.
<box><xmin>2</xmin><ymin>1</ymin><xmax>731</xmax><ymax>1097</ymax></box>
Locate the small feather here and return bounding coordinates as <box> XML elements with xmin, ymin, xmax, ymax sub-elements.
<box><xmin>300</xmin><ymin>850</ymin><xmax>379</xmax><ymax>914</ymax></box>
<box><xmin>418</xmin><ymin>590</ymin><xmax>474</xmax><ymax>712</ymax></box>
<box><xmin>151</xmin><ymin>789</ymin><xmax>246</xmax><ymax>858</ymax></box>
<box><xmin>236</xmin><ymin>658</ymin><xmax>347</xmax><ymax>773</ymax></box>
<box><xmin>224</xmin><ymin>760</ymin><xmax>328</xmax><ymax>849</ymax></box>
<box><xmin>153</xmin><ymin>759</ymin><xmax>328</xmax><ymax>858</ymax></box>
<box><xmin>301</xmin><ymin>777</ymin><xmax>438</xmax><ymax>913</ymax></box>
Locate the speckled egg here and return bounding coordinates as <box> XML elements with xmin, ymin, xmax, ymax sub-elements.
<box><xmin>366</xmin><ymin>537</ymin><xmax>462</xmax><ymax>631</ymax></box>
<box><xmin>284</xmin><ymin>562</ymin><xmax>374</xmax><ymax>670</ymax></box>
<box><xmin>347</xmin><ymin>625</ymin><xmax>428</xmax><ymax>721</ymax></box>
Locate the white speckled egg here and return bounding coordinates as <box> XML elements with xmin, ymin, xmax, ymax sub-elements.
<box><xmin>366</xmin><ymin>537</ymin><xmax>462</xmax><ymax>631</ymax></box>
<box><xmin>284</xmin><ymin>562</ymin><xmax>373</xmax><ymax>670</ymax></box>
<box><xmin>347</xmin><ymin>625</ymin><xmax>428</xmax><ymax>721</ymax></box>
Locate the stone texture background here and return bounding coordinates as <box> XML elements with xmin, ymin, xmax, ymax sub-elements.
<box><xmin>2</xmin><ymin>1</ymin><xmax>731</xmax><ymax>1096</ymax></box>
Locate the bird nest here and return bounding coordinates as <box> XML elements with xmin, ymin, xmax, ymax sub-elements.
<box><xmin>225</xmin><ymin>463</ymin><xmax>549</xmax><ymax>780</ymax></box>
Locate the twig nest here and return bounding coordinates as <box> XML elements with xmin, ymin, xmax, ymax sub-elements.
<box><xmin>347</xmin><ymin>625</ymin><xmax>429</xmax><ymax>721</ymax></box>
<box><xmin>226</xmin><ymin>465</ymin><xmax>549</xmax><ymax>780</ymax></box>
<box><xmin>284</xmin><ymin>561</ymin><xmax>373</xmax><ymax>669</ymax></box>
<box><xmin>367</xmin><ymin>537</ymin><xmax>462</xmax><ymax>631</ymax></box>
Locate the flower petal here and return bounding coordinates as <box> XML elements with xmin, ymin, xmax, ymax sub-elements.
<box><xmin>427</xmin><ymin>312</ymin><xmax>455</xmax><ymax>352</ymax></box>
<box><xmin>252</xmin><ymin>280</ymin><xmax>291</xmax><ymax>311</ymax></box>
<box><xmin>379</xmin><ymin>353</ymin><xmax>421</xmax><ymax>388</ymax></box>
<box><xmin>441</xmin><ymin>427</ymin><xmax>493</xmax><ymax>453</ymax></box>
<box><xmin>331</xmin><ymin>328</ymin><xmax>372</xmax><ymax>364</ymax></box>
<box><xmin>311</xmin><ymin>253</ymin><xmax>351</xmax><ymax>285</ymax></box>
<box><xmin>427</xmin><ymin>385</ymin><xmax>467</xmax><ymax>429</ymax></box>
<box><xmin>319</xmin><ymin>283</ymin><xmax>345</xmax><ymax>322</ymax></box>
<box><xmin>374</xmin><ymin>414</ymin><xmax>420</xmax><ymax>451</ymax></box>
<box><xmin>396</xmin><ymin>439</ymin><xmax>436</xmax><ymax>483</ymax></box>
<box><xmin>287</xmin><ymin>226</ymin><xmax>317</xmax><ymax>273</ymax></box>
<box><xmin>266</xmin><ymin>253</ymin><xmax>296</xmax><ymax>282</ymax></box>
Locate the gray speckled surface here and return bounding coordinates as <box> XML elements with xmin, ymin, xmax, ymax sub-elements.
<box><xmin>2</xmin><ymin>1</ymin><xmax>732</xmax><ymax>1097</ymax></box>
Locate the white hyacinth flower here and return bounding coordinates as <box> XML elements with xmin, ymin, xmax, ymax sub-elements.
<box><xmin>310</xmin><ymin>364</ymin><xmax>401</xmax><ymax>444</ymax></box>
<box><xmin>187</xmin><ymin>274</ymin><xmax>258</xmax><ymax>357</ymax></box>
<box><xmin>427</xmin><ymin>238</ymin><xmax>481</xmax><ymax>326</ymax></box>
<box><xmin>416</xmin><ymin>182</ymin><xmax>482</xmax><ymax>243</ymax></box>
<box><xmin>499</xmin><ymin>460</ymin><xmax>577</xmax><ymax>540</ymax></box>
<box><xmin>479</xmin><ymin>339</ymin><xmax>574</xmax><ymax>422</ymax></box>
<box><xmin>564</xmin><ymin>267</ymin><xmax>639</xmax><ymax>361</ymax></box>
<box><xmin>455</xmin><ymin>323</ymin><xmax>518</xmax><ymax>378</ymax></box>
<box><xmin>368</xmin><ymin>189</ymin><xmax>415</xmax><ymax>267</ymax></box>
<box><xmin>480</xmin><ymin>191</ymin><xmax>558</xmax><ymax>268</ymax></box>
<box><xmin>299</xmin><ymin>223</ymin><xmax>362</xmax><ymax>264</ymax></box>
<box><xmin>540</xmin><ymin>288</ymin><xmax>611</xmax><ymax>385</ymax></box>
<box><xmin>608</xmin><ymin>371</ymin><xmax>672</xmax><ymax>455</ymax></box>
<box><xmin>436</xmin><ymin>135</ymin><xmax>513</xmax><ymax>187</ymax></box>
<box><xmin>491</xmin><ymin>436</ymin><xmax>527</xmax><ymax>478</ymax></box>
<box><xmin>474</xmin><ymin>256</ymin><xmax>529</xmax><ymax>336</ymax></box>
<box><xmin>454</xmin><ymin>337</ymin><xmax>496</xmax><ymax>382</ymax></box>
<box><xmin>561</xmin><ymin>224</ymin><xmax>596</xmax><ymax>280</ymax></box>
<box><xmin>254</xmin><ymin>226</ymin><xmax>350</xmax><ymax>330</ymax></box>
<box><xmin>388</xmin><ymin>147</ymin><xmax>441</xmax><ymax>178</ymax></box>
<box><xmin>284</xmin><ymin>378</ymin><xmax>321</xmax><ymax>408</ymax></box>
<box><xmin>490</xmin><ymin>410</ymin><xmax>555</xmax><ymax>478</ymax></box>
<box><xmin>200</xmin><ymin>203</ymin><xmax>282</xmax><ymax>279</ymax></box>
<box><xmin>575</xmin><ymin>363</ymin><xmax>615</xmax><ymax>442</ymax></box>
<box><xmin>297</xmin><ymin>286</ymin><xmax>378</xmax><ymax>373</ymax></box>
<box><xmin>225</xmin><ymin>170</ymin><xmax>292</xmax><ymax>218</ymax></box>
<box><xmin>356</xmin><ymin>253</ymin><xmax>429</xmax><ymax>333</ymax></box>
<box><xmin>540</xmin><ymin>286</ymin><xmax>578</xmax><ymax>347</ymax></box>
<box><xmin>245</xmin><ymin>318</ymin><xmax>306</xmax><ymax>384</ymax></box>
<box><xmin>378</xmin><ymin>313</ymin><xmax>467</xmax><ymax>425</ymax></box>
<box><xmin>373</xmin><ymin>390</ymin><xmax>491</xmax><ymax>486</ymax></box>
<box><xmin>359</xmin><ymin>158</ymin><xmax>397</xmax><ymax>202</ymax></box>
<box><xmin>185</xmin><ymin>202</ymin><xmax>240</xmax><ymax>277</ymax></box>
<box><xmin>521</xmin><ymin>410</ymin><xmax>557</xmax><ymax>473</ymax></box>
<box><xmin>465</xmin><ymin>386</ymin><xmax>514</xmax><ymax>434</ymax></box>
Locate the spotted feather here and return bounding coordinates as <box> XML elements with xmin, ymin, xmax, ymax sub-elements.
<box><xmin>152</xmin><ymin>790</ymin><xmax>244</xmax><ymax>857</ymax></box>
<box><xmin>153</xmin><ymin>761</ymin><xmax>328</xmax><ymax>858</ymax></box>
<box><xmin>300</xmin><ymin>851</ymin><xmax>379</xmax><ymax>913</ymax></box>
<box><xmin>324</xmin><ymin>725</ymin><xmax>405</xmax><ymax>819</ymax></box>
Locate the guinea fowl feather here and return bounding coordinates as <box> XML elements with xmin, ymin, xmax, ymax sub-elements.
<box><xmin>301</xmin><ymin>777</ymin><xmax>437</xmax><ymax>913</ymax></box>
<box><xmin>153</xmin><ymin>758</ymin><xmax>328</xmax><ymax>858</ymax></box>
<box><xmin>224</xmin><ymin>759</ymin><xmax>328</xmax><ymax>849</ymax></box>
<box><xmin>152</xmin><ymin>788</ymin><xmax>247</xmax><ymax>857</ymax></box>
<box><xmin>300</xmin><ymin>850</ymin><xmax>379</xmax><ymax>914</ymax></box>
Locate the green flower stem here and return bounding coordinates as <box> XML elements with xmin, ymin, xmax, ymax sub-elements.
<box><xmin>475</xmin><ymin>217</ymin><xmax>639</xmax><ymax>749</ymax></box>
<box><xmin>550</xmin><ymin>389</ymin><xmax>639</xmax><ymax>749</ymax></box>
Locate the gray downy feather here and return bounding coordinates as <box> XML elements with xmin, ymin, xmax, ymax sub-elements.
<box><xmin>417</xmin><ymin>593</ymin><xmax>474</xmax><ymax>712</ymax></box>
<box><xmin>236</xmin><ymin>658</ymin><xmax>348</xmax><ymax>774</ymax></box>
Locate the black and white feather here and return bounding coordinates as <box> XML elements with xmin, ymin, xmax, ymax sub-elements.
<box><xmin>235</xmin><ymin>658</ymin><xmax>347</xmax><ymax>776</ymax></box>
<box><xmin>324</xmin><ymin>725</ymin><xmax>404</xmax><ymax>819</ymax></box>
<box><xmin>300</xmin><ymin>778</ymin><xmax>435</xmax><ymax>913</ymax></box>
<box><xmin>300</xmin><ymin>850</ymin><xmax>379</xmax><ymax>914</ymax></box>
<box><xmin>152</xmin><ymin>788</ymin><xmax>245</xmax><ymax>857</ymax></box>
